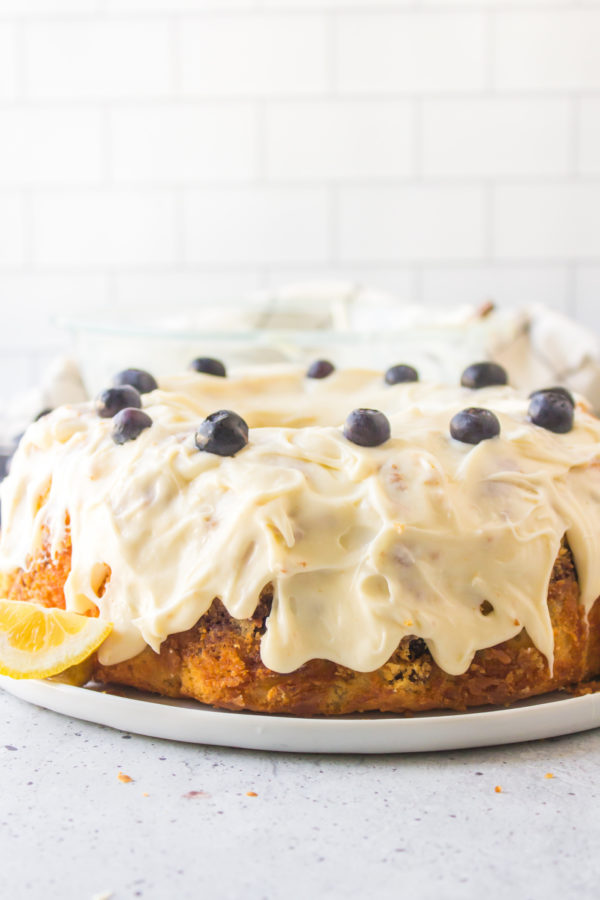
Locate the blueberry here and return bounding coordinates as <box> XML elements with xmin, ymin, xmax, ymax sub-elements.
<box><xmin>408</xmin><ymin>638</ymin><xmax>428</xmax><ymax>661</ymax></box>
<box><xmin>450</xmin><ymin>408</ymin><xmax>501</xmax><ymax>445</ymax></box>
<box><xmin>195</xmin><ymin>410</ymin><xmax>249</xmax><ymax>457</ymax></box>
<box><xmin>306</xmin><ymin>359</ymin><xmax>335</xmax><ymax>379</ymax></box>
<box><xmin>96</xmin><ymin>385</ymin><xmax>142</xmax><ymax>419</ymax></box>
<box><xmin>461</xmin><ymin>362</ymin><xmax>508</xmax><ymax>389</ymax></box>
<box><xmin>112</xmin><ymin>408</ymin><xmax>153</xmax><ymax>445</ymax></box>
<box><xmin>343</xmin><ymin>409</ymin><xmax>391</xmax><ymax>447</ymax></box>
<box><xmin>528</xmin><ymin>390</ymin><xmax>574</xmax><ymax>434</ymax></box>
<box><xmin>529</xmin><ymin>386</ymin><xmax>575</xmax><ymax>409</ymax></box>
<box><xmin>385</xmin><ymin>364</ymin><xmax>419</xmax><ymax>385</ymax></box>
<box><xmin>189</xmin><ymin>357</ymin><xmax>226</xmax><ymax>377</ymax></box>
<box><xmin>113</xmin><ymin>368</ymin><xmax>158</xmax><ymax>395</ymax></box>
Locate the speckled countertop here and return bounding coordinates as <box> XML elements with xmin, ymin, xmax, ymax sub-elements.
<box><xmin>1</xmin><ymin>689</ymin><xmax>599</xmax><ymax>900</ymax></box>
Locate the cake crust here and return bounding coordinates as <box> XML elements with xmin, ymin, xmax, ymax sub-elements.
<box><xmin>3</xmin><ymin>538</ymin><xmax>600</xmax><ymax>716</ymax></box>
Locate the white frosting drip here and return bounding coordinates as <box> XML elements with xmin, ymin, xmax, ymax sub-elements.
<box><xmin>2</xmin><ymin>366</ymin><xmax>600</xmax><ymax>678</ymax></box>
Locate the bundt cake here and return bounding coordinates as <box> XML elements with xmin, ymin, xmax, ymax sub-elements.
<box><xmin>1</xmin><ymin>361</ymin><xmax>600</xmax><ymax>715</ymax></box>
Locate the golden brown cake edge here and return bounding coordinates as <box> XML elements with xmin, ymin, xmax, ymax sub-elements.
<box><xmin>2</xmin><ymin>537</ymin><xmax>600</xmax><ymax>716</ymax></box>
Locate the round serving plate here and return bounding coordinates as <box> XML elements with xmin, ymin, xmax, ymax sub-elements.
<box><xmin>2</xmin><ymin>675</ymin><xmax>599</xmax><ymax>754</ymax></box>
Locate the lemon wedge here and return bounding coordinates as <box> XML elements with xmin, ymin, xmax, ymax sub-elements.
<box><xmin>0</xmin><ymin>599</ymin><xmax>112</xmax><ymax>680</ymax></box>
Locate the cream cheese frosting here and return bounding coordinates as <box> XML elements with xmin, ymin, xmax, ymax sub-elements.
<box><xmin>2</xmin><ymin>366</ymin><xmax>600</xmax><ymax>678</ymax></box>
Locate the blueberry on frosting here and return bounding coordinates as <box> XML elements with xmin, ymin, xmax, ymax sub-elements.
<box><xmin>96</xmin><ymin>385</ymin><xmax>142</xmax><ymax>419</ymax></box>
<box><xmin>461</xmin><ymin>362</ymin><xmax>508</xmax><ymax>390</ymax></box>
<box><xmin>112</xmin><ymin>408</ymin><xmax>153</xmax><ymax>444</ymax></box>
<box><xmin>385</xmin><ymin>364</ymin><xmax>419</xmax><ymax>385</ymax></box>
<box><xmin>528</xmin><ymin>390</ymin><xmax>574</xmax><ymax>434</ymax></box>
<box><xmin>450</xmin><ymin>408</ymin><xmax>501</xmax><ymax>445</ymax></box>
<box><xmin>306</xmin><ymin>360</ymin><xmax>335</xmax><ymax>379</ymax></box>
<box><xmin>190</xmin><ymin>357</ymin><xmax>226</xmax><ymax>377</ymax></box>
<box><xmin>195</xmin><ymin>410</ymin><xmax>249</xmax><ymax>457</ymax></box>
<box><xmin>529</xmin><ymin>386</ymin><xmax>575</xmax><ymax>409</ymax></box>
<box><xmin>343</xmin><ymin>409</ymin><xmax>391</xmax><ymax>447</ymax></box>
<box><xmin>113</xmin><ymin>368</ymin><xmax>158</xmax><ymax>395</ymax></box>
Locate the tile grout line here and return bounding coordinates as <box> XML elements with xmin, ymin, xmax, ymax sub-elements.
<box><xmin>13</xmin><ymin>17</ymin><xmax>27</xmax><ymax>102</ymax></box>
<box><xmin>3</xmin><ymin>91</ymin><xmax>600</xmax><ymax>109</ymax></box>
<box><xmin>20</xmin><ymin>187</ymin><xmax>34</xmax><ymax>272</ymax></box>
<box><xmin>413</xmin><ymin>96</ymin><xmax>423</xmax><ymax>181</ymax></box>
<box><xmin>100</xmin><ymin>105</ymin><xmax>113</xmax><ymax>187</ymax></box>
<box><xmin>485</xmin><ymin>182</ymin><xmax>495</xmax><ymax>263</ymax></box>
<box><xmin>485</xmin><ymin>8</ymin><xmax>496</xmax><ymax>95</ymax></box>
<box><xmin>570</xmin><ymin>94</ymin><xmax>580</xmax><ymax>178</ymax></box>
<box><xmin>169</xmin><ymin>14</ymin><xmax>182</xmax><ymax>98</ymax></box>
<box><xmin>329</xmin><ymin>184</ymin><xmax>340</xmax><ymax>265</ymax></box>
<box><xmin>567</xmin><ymin>262</ymin><xmax>578</xmax><ymax>319</ymax></box>
<box><xmin>173</xmin><ymin>188</ymin><xmax>186</xmax><ymax>267</ymax></box>
<box><xmin>255</xmin><ymin>100</ymin><xmax>268</xmax><ymax>184</ymax></box>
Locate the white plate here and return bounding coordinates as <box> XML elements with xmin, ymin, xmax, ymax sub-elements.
<box><xmin>2</xmin><ymin>675</ymin><xmax>600</xmax><ymax>753</ymax></box>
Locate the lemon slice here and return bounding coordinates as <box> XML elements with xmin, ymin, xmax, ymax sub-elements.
<box><xmin>0</xmin><ymin>599</ymin><xmax>112</xmax><ymax>680</ymax></box>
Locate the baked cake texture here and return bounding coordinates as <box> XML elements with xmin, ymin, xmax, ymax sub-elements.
<box><xmin>1</xmin><ymin>363</ymin><xmax>600</xmax><ymax>715</ymax></box>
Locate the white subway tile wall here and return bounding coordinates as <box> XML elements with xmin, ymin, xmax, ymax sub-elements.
<box><xmin>110</xmin><ymin>104</ymin><xmax>259</xmax><ymax>183</ymax></box>
<box><xmin>336</xmin><ymin>14</ymin><xmax>487</xmax><ymax>94</ymax></box>
<box><xmin>422</xmin><ymin>99</ymin><xmax>571</xmax><ymax>178</ymax></box>
<box><xmin>494</xmin><ymin>184</ymin><xmax>600</xmax><ymax>260</ymax></box>
<box><xmin>25</xmin><ymin>21</ymin><xmax>173</xmax><ymax>100</ymax></box>
<box><xmin>339</xmin><ymin>185</ymin><xmax>486</xmax><ymax>262</ymax></box>
<box><xmin>0</xmin><ymin>1</ymin><xmax>598</xmax><ymax>401</ymax></box>
<box><xmin>0</xmin><ymin>109</ymin><xmax>104</xmax><ymax>185</ymax></box>
<box><xmin>183</xmin><ymin>186</ymin><xmax>332</xmax><ymax>264</ymax></box>
<box><xmin>265</xmin><ymin>101</ymin><xmax>414</xmax><ymax>180</ymax></box>
<box><xmin>494</xmin><ymin>12</ymin><xmax>600</xmax><ymax>92</ymax></box>
<box><xmin>32</xmin><ymin>189</ymin><xmax>179</xmax><ymax>266</ymax></box>
<box><xmin>180</xmin><ymin>16</ymin><xmax>330</xmax><ymax>97</ymax></box>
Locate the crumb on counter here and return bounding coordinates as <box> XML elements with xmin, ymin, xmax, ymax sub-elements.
<box><xmin>545</xmin><ymin>773</ymin><xmax>555</xmax><ymax>779</ymax></box>
<box><xmin>246</xmin><ymin>791</ymin><xmax>258</xmax><ymax>797</ymax></box>
<box><xmin>494</xmin><ymin>785</ymin><xmax>502</xmax><ymax>793</ymax></box>
<box><xmin>142</xmin><ymin>792</ymin><xmax>149</xmax><ymax>797</ymax></box>
<box><xmin>117</xmin><ymin>771</ymin><xmax>133</xmax><ymax>783</ymax></box>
